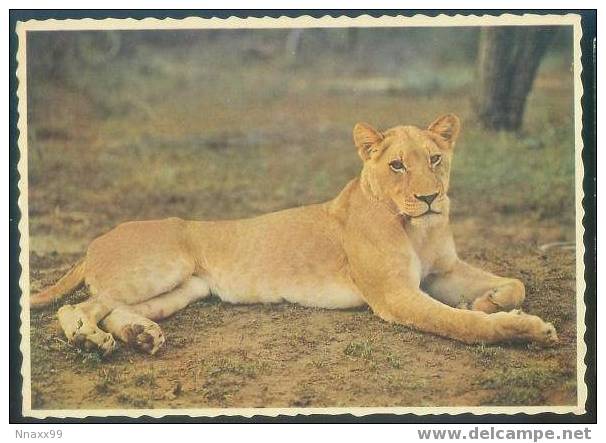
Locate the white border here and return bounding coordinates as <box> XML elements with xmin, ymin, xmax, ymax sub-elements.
<box><xmin>15</xmin><ymin>12</ymin><xmax>587</xmax><ymax>419</ymax></box>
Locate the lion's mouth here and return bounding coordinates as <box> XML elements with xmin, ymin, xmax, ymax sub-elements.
<box><xmin>408</xmin><ymin>209</ymin><xmax>442</xmax><ymax>218</ymax></box>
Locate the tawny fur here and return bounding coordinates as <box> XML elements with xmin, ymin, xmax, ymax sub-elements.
<box><xmin>31</xmin><ymin>114</ymin><xmax>558</xmax><ymax>356</ymax></box>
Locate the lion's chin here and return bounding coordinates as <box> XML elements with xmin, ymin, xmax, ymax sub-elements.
<box><xmin>404</xmin><ymin>212</ymin><xmax>446</xmax><ymax>228</ymax></box>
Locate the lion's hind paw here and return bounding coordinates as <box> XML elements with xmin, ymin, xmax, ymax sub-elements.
<box><xmin>122</xmin><ymin>321</ymin><xmax>165</xmax><ymax>355</ymax></box>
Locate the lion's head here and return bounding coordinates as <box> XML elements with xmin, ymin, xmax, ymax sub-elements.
<box><xmin>353</xmin><ymin>114</ymin><xmax>460</xmax><ymax>226</ymax></box>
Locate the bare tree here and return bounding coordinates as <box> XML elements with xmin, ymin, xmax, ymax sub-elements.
<box><xmin>476</xmin><ymin>27</ymin><xmax>554</xmax><ymax>131</ymax></box>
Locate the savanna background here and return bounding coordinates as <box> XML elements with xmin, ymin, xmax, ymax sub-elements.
<box><xmin>26</xmin><ymin>25</ymin><xmax>578</xmax><ymax>410</ymax></box>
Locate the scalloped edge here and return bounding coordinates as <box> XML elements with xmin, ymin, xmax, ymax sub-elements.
<box><xmin>15</xmin><ymin>11</ymin><xmax>587</xmax><ymax>419</ymax></box>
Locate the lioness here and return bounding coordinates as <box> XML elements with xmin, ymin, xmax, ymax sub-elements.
<box><xmin>31</xmin><ymin>114</ymin><xmax>558</xmax><ymax>356</ymax></box>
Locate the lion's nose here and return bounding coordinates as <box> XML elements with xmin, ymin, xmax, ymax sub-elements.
<box><xmin>414</xmin><ymin>193</ymin><xmax>438</xmax><ymax>205</ymax></box>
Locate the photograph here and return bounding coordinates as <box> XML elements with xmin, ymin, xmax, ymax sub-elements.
<box><xmin>12</xmin><ymin>12</ymin><xmax>591</xmax><ymax>419</ymax></box>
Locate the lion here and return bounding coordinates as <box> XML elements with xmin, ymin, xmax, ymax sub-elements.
<box><xmin>30</xmin><ymin>114</ymin><xmax>558</xmax><ymax>356</ymax></box>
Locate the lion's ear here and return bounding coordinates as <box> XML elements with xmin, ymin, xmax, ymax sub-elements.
<box><xmin>428</xmin><ymin>114</ymin><xmax>460</xmax><ymax>147</ymax></box>
<box><xmin>353</xmin><ymin>122</ymin><xmax>384</xmax><ymax>161</ymax></box>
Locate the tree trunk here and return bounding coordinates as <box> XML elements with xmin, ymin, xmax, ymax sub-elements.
<box><xmin>476</xmin><ymin>27</ymin><xmax>554</xmax><ymax>131</ymax></box>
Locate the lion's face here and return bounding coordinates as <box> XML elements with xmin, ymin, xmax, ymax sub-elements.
<box><xmin>354</xmin><ymin>114</ymin><xmax>460</xmax><ymax>224</ymax></box>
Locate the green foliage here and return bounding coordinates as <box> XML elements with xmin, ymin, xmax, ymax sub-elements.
<box><xmin>204</xmin><ymin>355</ymin><xmax>270</xmax><ymax>379</ymax></box>
<box><xmin>478</xmin><ymin>367</ymin><xmax>569</xmax><ymax>406</ymax></box>
<box><xmin>452</xmin><ymin>119</ymin><xmax>575</xmax><ymax>223</ymax></box>
<box><xmin>344</xmin><ymin>340</ymin><xmax>374</xmax><ymax>359</ymax></box>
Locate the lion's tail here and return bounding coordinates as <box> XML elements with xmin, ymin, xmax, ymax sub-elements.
<box><xmin>30</xmin><ymin>259</ymin><xmax>87</xmax><ymax>309</ymax></box>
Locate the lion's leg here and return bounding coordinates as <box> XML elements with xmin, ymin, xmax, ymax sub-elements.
<box><xmin>57</xmin><ymin>298</ymin><xmax>117</xmax><ymax>356</ymax></box>
<box><xmin>57</xmin><ymin>268</ymin><xmax>198</xmax><ymax>356</ymax></box>
<box><xmin>422</xmin><ymin>260</ymin><xmax>525</xmax><ymax>313</ymax></box>
<box><xmin>99</xmin><ymin>276</ymin><xmax>211</xmax><ymax>354</ymax></box>
<box><xmin>368</xmin><ymin>286</ymin><xmax>556</xmax><ymax>346</ymax></box>
<box><xmin>129</xmin><ymin>276</ymin><xmax>211</xmax><ymax>320</ymax></box>
<box><xmin>63</xmin><ymin>245</ymin><xmax>198</xmax><ymax>355</ymax></box>
<box><xmin>58</xmin><ymin>269</ymin><xmax>194</xmax><ymax>356</ymax></box>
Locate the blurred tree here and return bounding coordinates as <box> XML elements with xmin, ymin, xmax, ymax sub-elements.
<box><xmin>476</xmin><ymin>27</ymin><xmax>554</xmax><ymax>131</ymax></box>
<box><xmin>346</xmin><ymin>28</ymin><xmax>359</xmax><ymax>52</ymax></box>
<box><xmin>285</xmin><ymin>29</ymin><xmax>303</xmax><ymax>65</ymax></box>
<box><xmin>76</xmin><ymin>32</ymin><xmax>122</xmax><ymax>66</ymax></box>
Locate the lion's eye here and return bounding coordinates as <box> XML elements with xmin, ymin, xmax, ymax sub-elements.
<box><xmin>430</xmin><ymin>154</ymin><xmax>442</xmax><ymax>166</ymax></box>
<box><xmin>389</xmin><ymin>160</ymin><xmax>406</xmax><ymax>172</ymax></box>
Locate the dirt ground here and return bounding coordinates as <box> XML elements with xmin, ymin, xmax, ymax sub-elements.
<box><xmin>25</xmin><ymin>30</ymin><xmax>578</xmax><ymax>410</ymax></box>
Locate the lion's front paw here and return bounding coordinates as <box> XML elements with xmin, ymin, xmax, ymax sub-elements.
<box><xmin>491</xmin><ymin>310</ymin><xmax>558</xmax><ymax>346</ymax></box>
<box><xmin>122</xmin><ymin>321</ymin><xmax>165</xmax><ymax>355</ymax></box>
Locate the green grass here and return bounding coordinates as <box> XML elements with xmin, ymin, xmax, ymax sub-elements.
<box><xmin>478</xmin><ymin>366</ymin><xmax>567</xmax><ymax>406</ymax></box>
<box><xmin>206</xmin><ymin>356</ymin><xmax>269</xmax><ymax>379</ymax></box>
<box><xmin>386</xmin><ymin>352</ymin><xmax>402</xmax><ymax>369</ymax></box>
<box><xmin>452</xmin><ymin>122</ymin><xmax>575</xmax><ymax>222</ymax></box>
<box><xmin>470</xmin><ymin>343</ymin><xmax>504</xmax><ymax>368</ymax></box>
<box><xmin>344</xmin><ymin>340</ymin><xmax>374</xmax><ymax>359</ymax></box>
